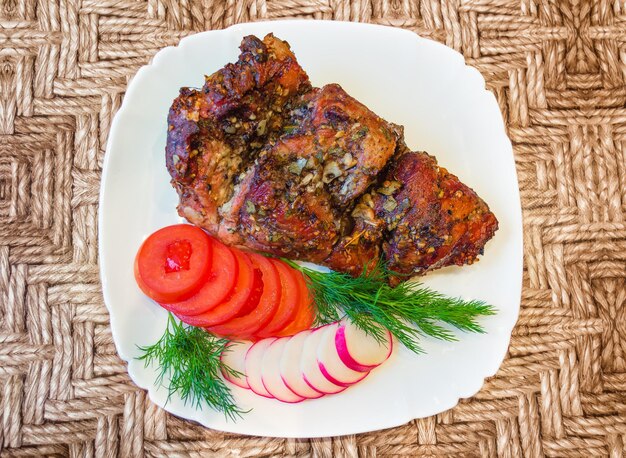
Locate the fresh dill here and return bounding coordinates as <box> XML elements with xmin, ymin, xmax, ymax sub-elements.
<box><xmin>137</xmin><ymin>313</ymin><xmax>247</xmax><ymax>421</ymax></box>
<box><xmin>282</xmin><ymin>259</ymin><xmax>496</xmax><ymax>354</ymax></box>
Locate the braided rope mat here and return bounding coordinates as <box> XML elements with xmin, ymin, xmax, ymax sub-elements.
<box><xmin>1</xmin><ymin>0</ymin><xmax>625</xmax><ymax>456</ymax></box>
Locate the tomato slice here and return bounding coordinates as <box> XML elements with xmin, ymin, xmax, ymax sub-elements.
<box><xmin>134</xmin><ymin>224</ymin><xmax>212</xmax><ymax>303</ymax></box>
<box><xmin>176</xmin><ymin>249</ymin><xmax>255</xmax><ymax>327</ymax></box>
<box><xmin>234</xmin><ymin>269</ymin><xmax>264</xmax><ymax>317</ymax></box>
<box><xmin>159</xmin><ymin>239</ymin><xmax>237</xmax><ymax>316</ymax></box>
<box><xmin>276</xmin><ymin>270</ymin><xmax>315</xmax><ymax>337</ymax></box>
<box><xmin>254</xmin><ymin>259</ymin><xmax>300</xmax><ymax>338</ymax></box>
<box><xmin>207</xmin><ymin>253</ymin><xmax>281</xmax><ymax>339</ymax></box>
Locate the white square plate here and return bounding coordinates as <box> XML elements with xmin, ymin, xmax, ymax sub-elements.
<box><xmin>99</xmin><ymin>20</ymin><xmax>523</xmax><ymax>438</ymax></box>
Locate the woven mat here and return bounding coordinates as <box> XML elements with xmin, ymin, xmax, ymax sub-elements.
<box><xmin>1</xmin><ymin>1</ymin><xmax>625</xmax><ymax>456</ymax></box>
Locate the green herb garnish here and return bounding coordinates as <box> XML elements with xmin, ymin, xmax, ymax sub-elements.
<box><xmin>282</xmin><ymin>259</ymin><xmax>496</xmax><ymax>354</ymax></box>
<box><xmin>137</xmin><ymin>313</ymin><xmax>247</xmax><ymax>421</ymax></box>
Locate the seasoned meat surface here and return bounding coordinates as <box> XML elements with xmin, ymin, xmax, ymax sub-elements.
<box><xmin>221</xmin><ymin>134</ymin><xmax>339</xmax><ymax>261</ymax></box>
<box><xmin>166</xmin><ymin>34</ymin><xmax>311</xmax><ymax>232</ymax></box>
<box><xmin>307</xmin><ymin>84</ymin><xmax>397</xmax><ymax>207</ymax></box>
<box><xmin>216</xmin><ymin>82</ymin><xmax>397</xmax><ymax>262</ymax></box>
<box><xmin>373</xmin><ymin>151</ymin><xmax>499</xmax><ymax>278</ymax></box>
<box><xmin>166</xmin><ymin>34</ymin><xmax>499</xmax><ymax>278</ymax></box>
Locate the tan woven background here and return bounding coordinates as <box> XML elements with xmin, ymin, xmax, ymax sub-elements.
<box><xmin>1</xmin><ymin>0</ymin><xmax>626</xmax><ymax>456</ymax></box>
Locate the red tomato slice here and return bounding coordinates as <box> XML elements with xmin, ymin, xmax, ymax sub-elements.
<box><xmin>276</xmin><ymin>270</ymin><xmax>315</xmax><ymax>337</ymax></box>
<box><xmin>254</xmin><ymin>259</ymin><xmax>300</xmax><ymax>338</ymax></box>
<box><xmin>134</xmin><ymin>224</ymin><xmax>212</xmax><ymax>303</ymax></box>
<box><xmin>233</xmin><ymin>269</ymin><xmax>264</xmax><ymax>317</ymax></box>
<box><xmin>159</xmin><ymin>240</ymin><xmax>237</xmax><ymax>316</ymax></box>
<box><xmin>207</xmin><ymin>253</ymin><xmax>281</xmax><ymax>339</ymax></box>
<box><xmin>176</xmin><ymin>249</ymin><xmax>255</xmax><ymax>327</ymax></box>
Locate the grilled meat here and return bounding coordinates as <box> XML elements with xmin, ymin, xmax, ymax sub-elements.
<box><xmin>166</xmin><ymin>34</ymin><xmax>311</xmax><ymax>233</ymax></box>
<box><xmin>216</xmin><ymin>83</ymin><xmax>397</xmax><ymax>263</ymax></box>
<box><xmin>166</xmin><ymin>34</ymin><xmax>498</xmax><ymax>278</ymax></box>
<box><xmin>373</xmin><ymin>151</ymin><xmax>499</xmax><ymax>277</ymax></box>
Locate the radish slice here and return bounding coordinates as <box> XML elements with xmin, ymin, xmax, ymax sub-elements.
<box><xmin>279</xmin><ymin>330</ymin><xmax>324</xmax><ymax>399</ymax></box>
<box><xmin>261</xmin><ymin>338</ymin><xmax>305</xmax><ymax>403</ymax></box>
<box><xmin>220</xmin><ymin>341</ymin><xmax>252</xmax><ymax>389</ymax></box>
<box><xmin>300</xmin><ymin>324</ymin><xmax>345</xmax><ymax>395</ymax></box>
<box><xmin>335</xmin><ymin>321</ymin><xmax>393</xmax><ymax>372</ymax></box>
<box><xmin>245</xmin><ymin>337</ymin><xmax>276</xmax><ymax>398</ymax></box>
<box><xmin>317</xmin><ymin>325</ymin><xmax>369</xmax><ymax>387</ymax></box>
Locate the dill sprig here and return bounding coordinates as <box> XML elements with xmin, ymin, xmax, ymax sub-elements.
<box><xmin>137</xmin><ymin>313</ymin><xmax>247</xmax><ymax>421</ymax></box>
<box><xmin>282</xmin><ymin>259</ymin><xmax>496</xmax><ymax>354</ymax></box>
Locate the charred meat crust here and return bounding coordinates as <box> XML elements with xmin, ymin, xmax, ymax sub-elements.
<box><xmin>166</xmin><ymin>33</ymin><xmax>499</xmax><ymax>278</ymax></box>
<box><xmin>166</xmin><ymin>34</ymin><xmax>311</xmax><ymax>232</ymax></box>
<box><xmin>373</xmin><ymin>151</ymin><xmax>499</xmax><ymax>278</ymax></box>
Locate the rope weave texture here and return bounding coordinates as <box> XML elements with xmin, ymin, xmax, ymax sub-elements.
<box><xmin>1</xmin><ymin>0</ymin><xmax>625</xmax><ymax>456</ymax></box>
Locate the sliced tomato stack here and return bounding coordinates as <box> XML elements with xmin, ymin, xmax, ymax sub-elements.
<box><xmin>134</xmin><ymin>224</ymin><xmax>315</xmax><ymax>340</ymax></box>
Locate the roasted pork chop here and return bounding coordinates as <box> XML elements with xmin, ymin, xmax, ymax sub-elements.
<box><xmin>166</xmin><ymin>34</ymin><xmax>498</xmax><ymax>279</ymax></box>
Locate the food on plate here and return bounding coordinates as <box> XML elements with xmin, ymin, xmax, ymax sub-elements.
<box><xmin>218</xmin><ymin>320</ymin><xmax>391</xmax><ymax>403</ymax></box>
<box><xmin>314</xmin><ymin>323</ymin><xmax>370</xmax><ymax>389</ymax></box>
<box><xmin>135</xmin><ymin>34</ymin><xmax>501</xmax><ymax>417</ymax></box>
<box><xmin>220</xmin><ymin>341</ymin><xmax>252</xmax><ymax>389</ymax></box>
<box><xmin>207</xmin><ymin>253</ymin><xmax>281</xmax><ymax>339</ymax></box>
<box><xmin>149</xmin><ymin>228</ymin><xmax>315</xmax><ymax>339</ymax></box>
<box><xmin>334</xmin><ymin>321</ymin><xmax>393</xmax><ymax>372</ymax></box>
<box><xmin>279</xmin><ymin>330</ymin><xmax>324</xmax><ymax>399</ymax></box>
<box><xmin>284</xmin><ymin>258</ymin><xmax>494</xmax><ymax>355</ymax></box>
<box><xmin>372</xmin><ymin>151</ymin><xmax>498</xmax><ymax>278</ymax></box>
<box><xmin>261</xmin><ymin>338</ymin><xmax>306</xmax><ymax>403</ymax></box>
<box><xmin>166</xmin><ymin>34</ymin><xmax>310</xmax><ymax>234</ymax></box>
<box><xmin>274</xmin><ymin>271</ymin><xmax>315</xmax><ymax>337</ymax></box>
<box><xmin>255</xmin><ymin>259</ymin><xmax>300</xmax><ymax>338</ymax></box>
<box><xmin>245</xmin><ymin>338</ymin><xmax>276</xmax><ymax>398</ymax></box>
<box><xmin>135</xmin><ymin>220</ymin><xmax>495</xmax><ymax>411</ymax></box>
<box><xmin>166</xmin><ymin>34</ymin><xmax>498</xmax><ymax>279</ymax></box>
<box><xmin>137</xmin><ymin>313</ymin><xmax>245</xmax><ymax>420</ymax></box>
<box><xmin>300</xmin><ymin>324</ymin><xmax>346</xmax><ymax>395</ymax></box>
<box><xmin>173</xmin><ymin>248</ymin><xmax>257</xmax><ymax>327</ymax></box>
<box><xmin>134</xmin><ymin>224</ymin><xmax>213</xmax><ymax>303</ymax></box>
<box><xmin>159</xmin><ymin>238</ymin><xmax>237</xmax><ymax>315</ymax></box>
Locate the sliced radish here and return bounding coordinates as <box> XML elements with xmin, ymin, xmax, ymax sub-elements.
<box><xmin>245</xmin><ymin>337</ymin><xmax>276</xmax><ymax>398</ymax></box>
<box><xmin>317</xmin><ymin>324</ymin><xmax>369</xmax><ymax>387</ymax></box>
<box><xmin>260</xmin><ymin>338</ymin><xmax>305</xmax><ymax>403</ymax></box>
<box><xmin>335</xmin><ymin>321</ymin><xmax>393</xmax><ymax>372</ymax></box>
<box><xmin>220</xmin><ymin>341</ymin><xmax>252</xmax><ymax>389</ymax></box>
<box><xmin>300</xmin><ymin>324</ymin><xmax>345</xmax><ymax>395</ymax></box>
<box><xmin>279</xmin><ymin>330</ymin><xmax>324</xmax><ymax>399</ymax></box>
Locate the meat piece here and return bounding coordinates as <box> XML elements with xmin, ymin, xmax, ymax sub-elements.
<box><xmin>166</xmin><ymin>34</ymin><xmax>311</xmax><ymax>232</ymax></box>
<box><xmin>220</xmin><ymin>134</ymin><xmax>338</xmax><ymax>260</ymax></box>
<box><xmin>373</xmin><ymin>151</ymin><xmax>498</xmax><ymax>277</ymax></box>
<box><xmin>324</xmin><ymin>207</ymin><xmax>384</xmax><ymax>276</ymax></box>
<box><xmin>216</xmin><ymin>83</ymin><xmax>397</xmax><ymax>262</ymax></box>
<box><xmin>307</xmin><ymin>84</ymin><xmax>397</xmax><ymax>207</ymax></box>
<box><xmin>166</xmin><ymin>34</ymin><xmax>498</xmax><ymax>280</ymax></box>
